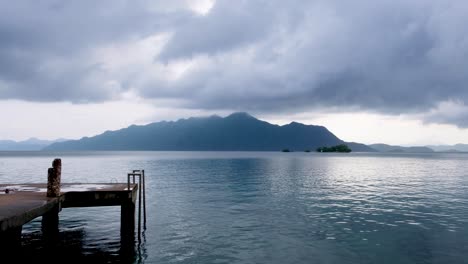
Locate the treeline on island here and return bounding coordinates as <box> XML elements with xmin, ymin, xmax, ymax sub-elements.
<box><xmin>316</xmin><ymin>144</ymin><xmax>352</xmax><ymax>153</ymax></box>
<box><xmin>281</xmin><ymin>144</ymin><xmax>352</xmax><ymax>153</ymax></box>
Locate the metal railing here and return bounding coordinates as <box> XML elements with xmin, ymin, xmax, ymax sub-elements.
<box><xmin>127</xmin><ymin>170</ymin><xmax>147</xmax><ymax>240</ymax></box>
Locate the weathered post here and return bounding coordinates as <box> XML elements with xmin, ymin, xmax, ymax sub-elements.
<box><xmin>47</xmin><ymin>158</ymin><xmax>61</xmax><ymax>197</ymax></box>
<box><xmin>43</xmin><ymin>158</ymin><xmax>61</xmax><ymax>245</ymax></box>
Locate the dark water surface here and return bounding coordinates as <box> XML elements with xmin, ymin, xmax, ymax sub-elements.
<box><xmin>0</xmin><ymin>151</ymin><xmax>467</xmax><ymax>263</ymax></box>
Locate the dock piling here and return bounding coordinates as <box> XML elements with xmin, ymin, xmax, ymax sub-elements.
<box><xmin>47</xmin><ymin>158</ymin><xmax>61</xmax><ymax>197</ymax></box>
<box><xmin>44</xmin><ymin>160</ymin><xmax>61</xmax><ymax>244</ymax></box>
<box><xmin>42</xmin><ymin>204</ymin><xmax>60</xmax><ymax>245</ymax></box>
<box><xmin>121</xmin><ymin>198</ymin><xmax>136</xmax><ymax>249</ymax></box>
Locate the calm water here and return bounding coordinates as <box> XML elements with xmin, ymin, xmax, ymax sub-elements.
<box><xmin>0</xmin><ymin>151</ymin><xmax>468</xmax><ymax>263</ymax></box>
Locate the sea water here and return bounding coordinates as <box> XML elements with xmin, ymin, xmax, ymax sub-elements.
<box><xmin>0</xmin><ymin>151</ymin><xmax>467</xmax><ymax>263</ymax></box>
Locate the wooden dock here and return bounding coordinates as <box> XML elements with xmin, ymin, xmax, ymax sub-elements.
<box><xmin>0</xmin><ymin>183</ymin><xmax>139</xmax><ymax>252</ymax></box>
<box><xmin>0</xmin><ymin>158</ymin><xmax>147</xmax><ymax>261</ymax></box>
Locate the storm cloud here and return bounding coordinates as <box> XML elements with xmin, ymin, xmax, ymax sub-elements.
<box><xmin>1</xmin><ymin>0</ymin><xmax>468</xmax><ymax>126</ymax></box>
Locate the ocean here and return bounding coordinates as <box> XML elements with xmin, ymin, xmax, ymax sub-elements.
<box><xmin>0</xmin><ymin>151</ymin><xmax>467</xmax><ymax>263</ymax></box>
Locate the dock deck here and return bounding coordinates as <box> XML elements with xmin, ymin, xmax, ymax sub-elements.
<box><xmin>0</xmin><ymin>183</ymin><xmax>139</xmax><ymax>253</ymax></box>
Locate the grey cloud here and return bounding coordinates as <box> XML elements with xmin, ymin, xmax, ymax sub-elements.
<box><xmin>2</xmin><ymin>0</ymin><xmax>468</xmax><ymax>127</ymax></box>
<box><xmin>157</xmin><ymin>0</ymin><xmax>283</xmax><ymax>61</ymax></box>
<box><xmin>421</xmin><ymin>101</ymin><xmax>468</xmax><ymax>128</ymax></box>
<box><xmin>146</xmin><ymin>0</ymin><xmax>468</xmax><ymax>119</ymax></box>
<box><xmin>0</xmin><ymin>0</ymin><xmax>189</xmax><ymax>102</ymax></box>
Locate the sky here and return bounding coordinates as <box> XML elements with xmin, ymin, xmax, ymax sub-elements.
<box><xmin>1</xmin><ymin>0</ymin><xmax>468</xmax><ymax>145</ymax></box>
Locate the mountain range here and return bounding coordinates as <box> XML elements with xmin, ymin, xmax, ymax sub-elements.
<box><xmin>426</xmin><ymin>144</ymin><xmax>468</xmax><ymax>152</ymax></box>
<box><xmin>44</xmin><ymin>112</ymin><xmax>374</xmax><ymax>152</ymax></box>
<box><xmin>0</xmin><ymin>138</ymin><xmax>67</xmax><ymax>151</ymax></box>
<box><xmin>3</xmin><ymin>113</ymin><xmax>468</xmax><ymax>152</ymax></box>
<box><xmin>369</xmin><ymin>144</ymin><xmax>434</xmax><ymax>153</ymax></box>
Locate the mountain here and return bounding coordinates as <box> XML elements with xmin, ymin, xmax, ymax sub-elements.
<box><xmin>45</xmin><ymin>112</ymin><xmax>375</xmax><ymax>152</ymax></box>
<box><xmin>426</xmin><ymin>144</ymin><xmax>468</xmax><ymax>152</ymax></box>
<box><xmin>0</xmin><ymin>138</ymin><xmax>68</xmax><ymax>151</ymax></box>
<box><xmin>346</xmin><ymin>142</ymin><xmax>376</xmax><ymax>152</ymax></box>
<box><xmin>369</xmin><ymin>143</ymin><xmax>434</xmax><ymax>153</ymax></box>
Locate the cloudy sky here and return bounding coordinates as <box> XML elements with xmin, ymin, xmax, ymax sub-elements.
<box><xmin>1</xmin><ymin>0</ymin><xmax>468</xmax><ymax>145</ymax></box>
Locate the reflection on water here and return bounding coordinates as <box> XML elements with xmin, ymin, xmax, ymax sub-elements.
<box><xmin>17</xmin><ymin>207</ymin><xmax>145</xmax><ymax>264</ymax></box>
<box><xmin>1</xmin><ymin>151</ymin><xmax>468</xmax><ymax>263</ymax></box>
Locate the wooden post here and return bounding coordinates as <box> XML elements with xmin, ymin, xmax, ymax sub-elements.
<box><xmin>44</xmin><ymin>159</ymin><xmax>61</xmax><ymax>246</ymax></box>
<box><xmin>121</xmin><ymin>199</ymin><xmax>135</xmax><ymax>252</ymax></box>
<box><xmin>47</xmin><ymin>159</ymin><xmax>61</xmax><ymax>197</ymax></box>
<box><xmin>42</xmin><ymin>205</ymin><xmax>60</xmax><ymax>245</ymax></box>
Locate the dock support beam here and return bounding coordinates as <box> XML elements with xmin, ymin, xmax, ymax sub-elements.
<box><xmin>121</xmin><ymin>199</ymin><xmax>136</xmax><ymax>255</ymax></box>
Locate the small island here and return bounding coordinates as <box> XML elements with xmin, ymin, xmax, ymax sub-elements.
<box><xmin>316</xmin><ymin>144</ymin><xmax>352</xmax><ymax>153</ymax></box>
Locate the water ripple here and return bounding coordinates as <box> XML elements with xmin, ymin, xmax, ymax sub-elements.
<box><xmin>1</xmin><ymin>151</ymin><xmax>468</xmax><ymax>263</ymax></box>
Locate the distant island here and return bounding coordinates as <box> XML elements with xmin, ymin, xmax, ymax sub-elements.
<box><xmin>44</xmin><ymin>112</ymin><xmax>374</xmax><ymax>152</ymax></box>
<box><xmin>317</xmin><ymin>144</ymin><xmax>352</xmax><ymax>153</ymax></box>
